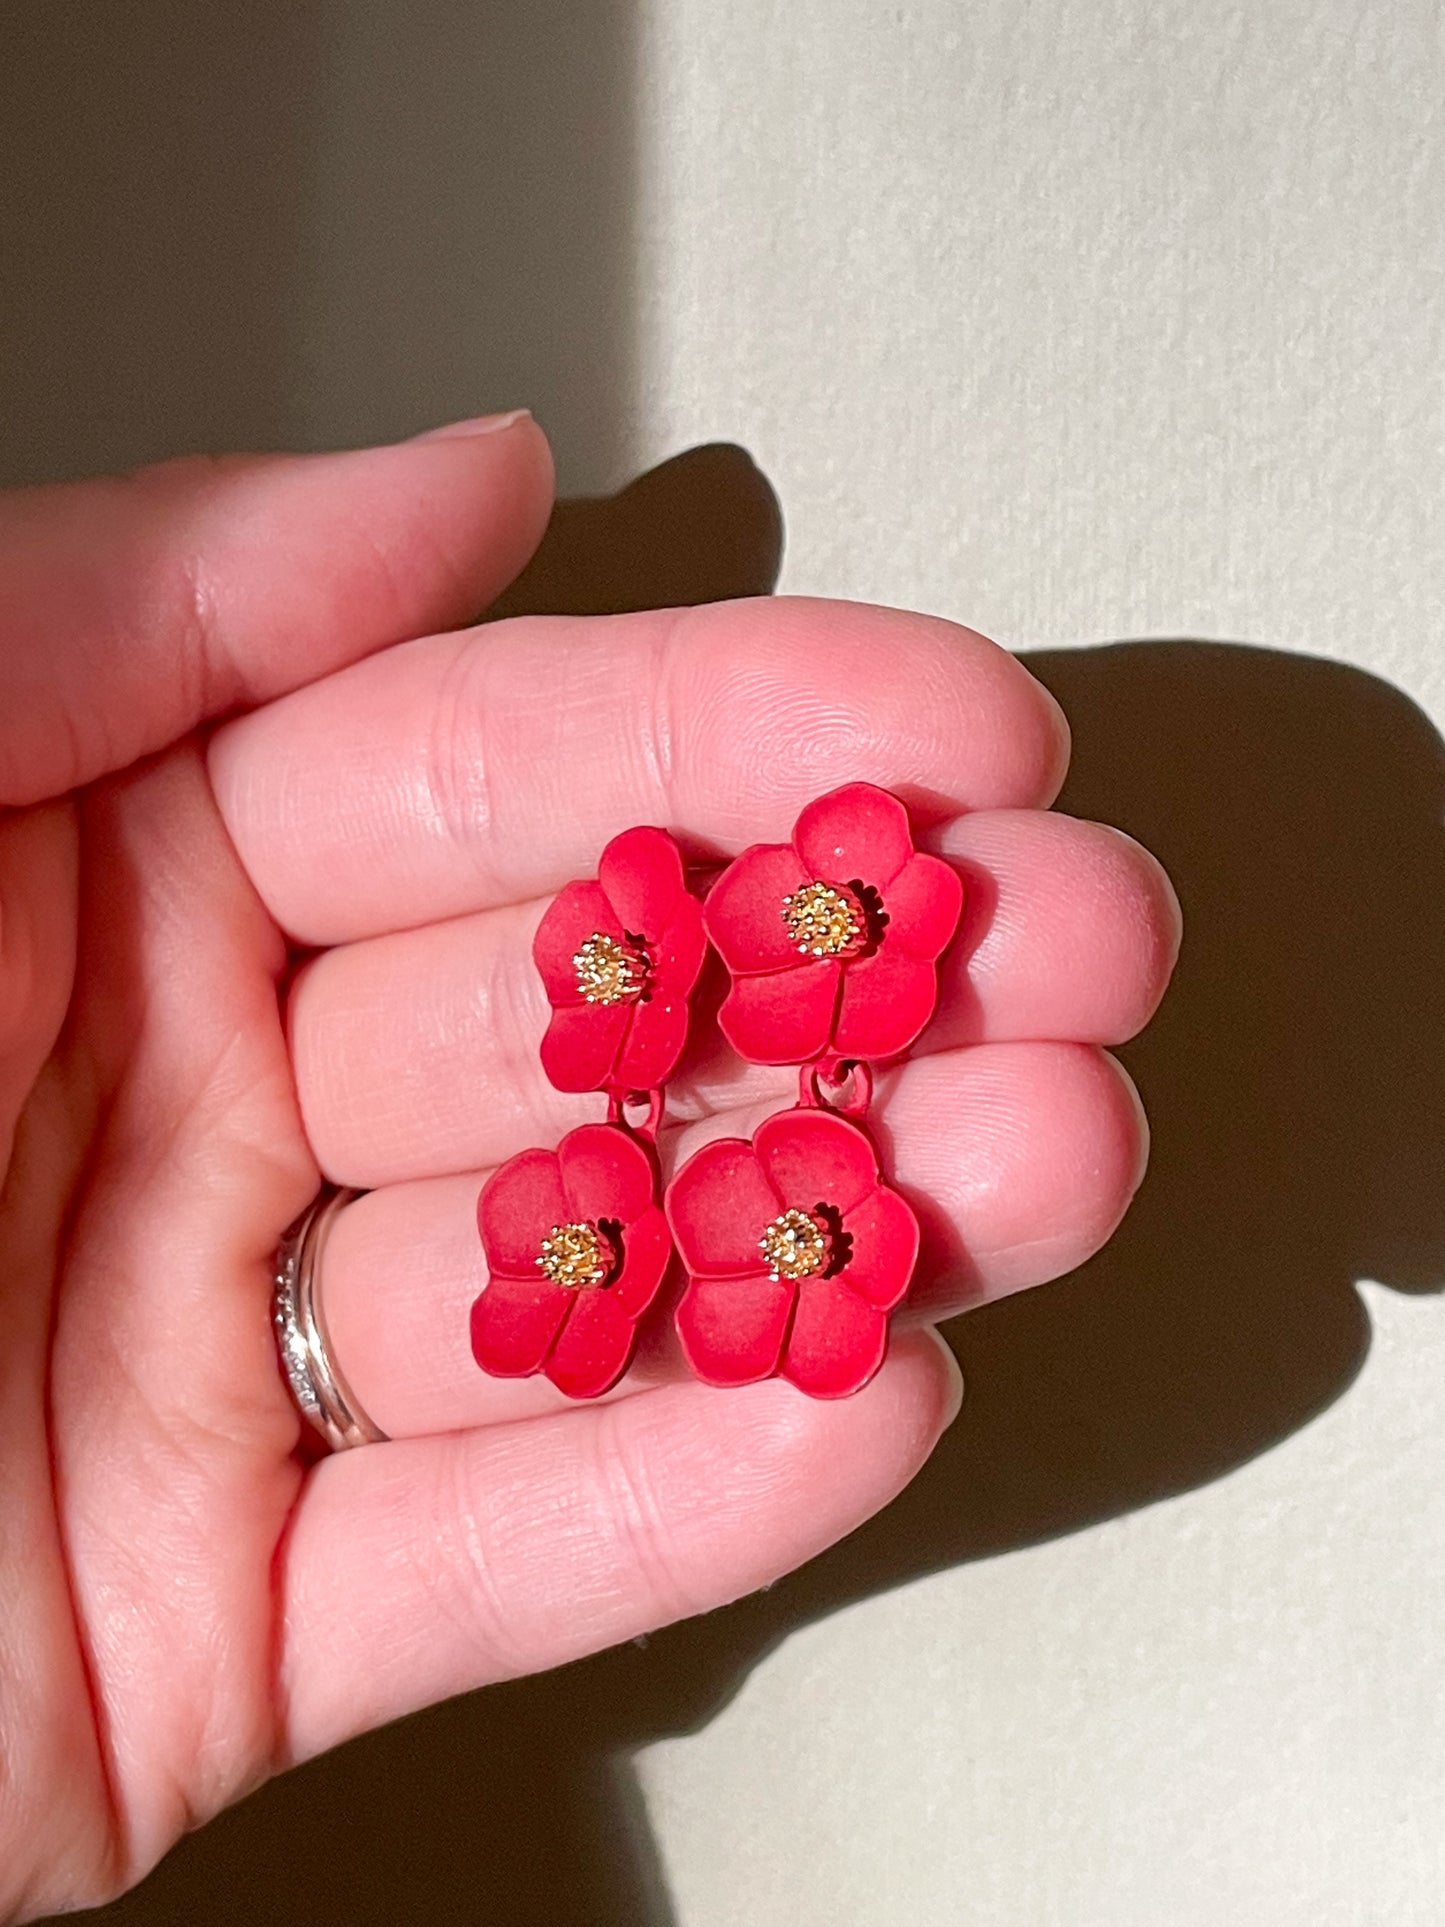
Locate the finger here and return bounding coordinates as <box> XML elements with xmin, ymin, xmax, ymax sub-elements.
<box><xmin>208</xmin><ymin>596</ymin><xmax>1070</xmax><ymax>945</ymax></box>
<box><xmin>0</xmin><ymin>413</ymin><xmax>553</xmax><ymax>805</ymax></box>
<box><xmin>318</xmin><ymin>1042</ymin><xmax>1144</xmax><ymax>1438</ymax></box>
<box><xmin>279</xmin><ymin>1327</ymin><xmax>961</xmax><ymax>1759</ymax></box>
<box><xmin>932</xmin><ymin>807</ymin><xmax>1183</xmax><ymax>1049</ymax></box>
<box><xmin>46</xmin><ymin>746</ymin><xmax>320</xmax><ymax>1873</ymax></box>
<box><xmin>289</xmin><ymin>808</ymin><xmax>1175</xmax><ymax>1189</ymax></box>
<box><xmin>0</xmin><ymin>802</ymin><xmax>78</xmax><ymax>1170</ymax></box>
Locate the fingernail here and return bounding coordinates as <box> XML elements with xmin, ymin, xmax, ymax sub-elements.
<box><xmin>411</xmin><ymin>409</ymin><xmax>533</xmax><ymax>442</ymax></box>
<box><xmin>1037</xmin><ymin>679</ymin><xmax>1072</xmax><ymax>797</ymax></box>
<box><xmin>937</xmin><ymin>1335</ymin><xmax>966</xmax><ymax>1426</ymax></box>
<box><xmin>1099</xmin><ymin>1049</ymin><xmax>1153</xmax><ymax>1195</ymax></box>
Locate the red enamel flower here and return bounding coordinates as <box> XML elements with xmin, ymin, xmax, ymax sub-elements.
<box><xmin>473</xmin><ymin>1122</ymin><xmax>672</xmax><ymax>1398</ymax></box>
<box><xmin>534</xmin><ymin>826</ymin><xmax>707</xmax><ymax>1094</ymax></box>
<box><xmin>665</xmin><ymin>1107</ymin><xmax>919</xmax><ymax>1398</ymax></box>
<box><xmin>704</xmin><ymin>783</ymin><xmax>964</xmax><ymax>1065</ymax></box>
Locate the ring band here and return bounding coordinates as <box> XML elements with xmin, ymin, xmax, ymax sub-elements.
<box><xmin>273</xmin><ymin>1186</ymin><xmax>388</xmax><ymax>1452</ymax></box>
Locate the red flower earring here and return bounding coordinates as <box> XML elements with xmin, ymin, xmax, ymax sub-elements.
<box><xmin>532</xmin><ymin>827</ymin><xmax>707</xmax><ymax>1094</ymax></box>
<box><xmin>471</xmin><ymin>827</ymin><xmax>706</xmax><ymax>1399</ymax></box>
<box><xmin>471</xmin><ymin>793</ymin><xmax>958</xmax><ymax>1401</ymax></box>
<box><xmin>704</xmin><ymin>782</ymin><xmax>961</xmax><ymax>1063</ymax></box>
<box><xmin>666</xmin><ymin>784</ymin><xmax>962</xmax><ymax>1399</ymax></box>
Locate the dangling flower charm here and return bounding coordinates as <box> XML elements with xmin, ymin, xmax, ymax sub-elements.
<box><xmin>533</xmin><ymin>826</ymin><xmax>707</xmax><ymax>1093</ymax></box>
<box><xmin>666</xmin><ymin>784</ymin><xmax>959</xmax><ymax>1398</ymax></box>
<box><xmin>474</xmin><ymin>1122</ymin><xmax>672</xmax><ymax>1399</ymax></box>
<box><xmin>472</xmin><ymin>825</ymin><xmax>703</xmax><ymax>1400</ymax></box>
<box><xmin>704</xmin><ymin>782</ymin><xmax>963</xmax><ymax>1065</ymax></box>
<box><xmin>665</xmin><ymin>1106</ymin><xmax>919</xmax><ymax>1398</ymax></box>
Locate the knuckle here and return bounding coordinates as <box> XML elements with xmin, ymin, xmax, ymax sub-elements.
<box><xmin>436</xmin><ymin>1447</ymin><xmax>536</xmax><ymax>1678</ymax></box>
<box><xmin>421</xmin><ymin>636</ymin><xmax>500</xmax><ymax>892</ymax></box>
<box><xmin>594</xmin><ymin>1407</ymin><xmax>701</xmax><ymax>1627</ymax></box>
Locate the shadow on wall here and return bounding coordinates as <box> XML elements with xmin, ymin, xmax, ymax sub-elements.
<box><xmin>85</xmin><ymin>452</ymin><xmax>1445</xmax><ymax>1927</ymax></box>
<box><xmin>1</xmin><ymin>1</ymin><xmax>317</xmax><ymax>483</ymax></box>
<box><xmin>0</xmin><ymin>0</ymin><xmax>637</xmax><ymax>489</ymax></box>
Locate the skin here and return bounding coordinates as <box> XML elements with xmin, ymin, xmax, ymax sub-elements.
<box><xmin>0</xmin><ymin>413</ymin><xmax>1180</xmax><ymax>1920</ymax></box>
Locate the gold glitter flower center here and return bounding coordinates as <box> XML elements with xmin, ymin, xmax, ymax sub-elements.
<box><xmin>782</xmin><ymin>880</ymin><xmax>865</xmax><ymax>958</ymax></box>
<box><xmin>760</xmin><ymin>1207</ymin><xmax>830</xmax><ymax>1282</ymax></box>
<box><xmin>537</xmin><ymin>1220</ymin><xmax>616</xmax><ymax>1290</ymax></box>
<box><xmin>573</xmin><ymin>931</ymin><xmax>649</xmax><ymax>1005</ymax></box>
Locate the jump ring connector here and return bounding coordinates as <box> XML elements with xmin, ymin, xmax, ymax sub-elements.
<box><xmin>797</xmin><ymin>1057</ymin><xmax>873</xmax><ymax>1118</ymax></box>
<box><xmin>606</xmin><ymin>1086</ymin><xmax>666</xmax><ymax>1141</ymax></box>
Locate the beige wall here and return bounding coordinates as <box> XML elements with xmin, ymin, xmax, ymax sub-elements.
<box><xmin>7</xmin><ymin>2</ymin><xmax>1442</xmax><ymax>1923</ymax></box>
<box><xmin>632</xmin><ymin>5</ymin><xmax>1445</xmax><ymax>1920</ymax></box>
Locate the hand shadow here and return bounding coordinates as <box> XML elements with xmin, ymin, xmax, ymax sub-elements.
<box><xmin>92</xmin><ymin>455</ymin><xmax>1445</xmax><ymax>1927</ymax></box>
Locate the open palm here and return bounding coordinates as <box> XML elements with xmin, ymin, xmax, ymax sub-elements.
<box><xmin>0</xmin><ymin>417</ymin><xmax>1177</xmax><ymax>1920</ymax></box>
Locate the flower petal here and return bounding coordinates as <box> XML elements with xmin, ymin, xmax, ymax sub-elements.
<box><xmin>780</xmin><ymin>1277</ymin><xmax>889</xmax><ymax>1398</ymax></box>
<box><xmin>753</xmin><ymin>1107</ymin><xmax>881</xmax><ymax>1217</ymax></box>
<box><xmin>557</xmin><ymin>1122</ymin><xmax>657</xmax><ymax>1225</ymax></box>
<box><xmin>836</xmin><ymin>1183</ymin><xmax>919</xmax><ymax>1309</ymax></box>
<box><xmin>653</xmin><ymin>888</ymin><xmax>708</xmax><ymax>990</ymax></box>
<box><xmin>703</xmin><ymin>843</ymin><xmax>811</xmax><ymax>974</ymax></box>
<box><xmin>880</xmin><ymin>851</ymin><xmax>964</xmax><ymax>962</ymax></box>
<box><xmin>598</xmin><ymin>825</ymin><xmax>686</xmax><ymax>938</ymax></box>
<box><xmin>833</xmin><ymin>951</ymin><xmax>941</xmax><ymax>1060</ymax></box>
<box><xmin>665</xmin><ymin>1137</ymin><xmax>781</xmax><ymax>1276</ymax></box>
<box><xmin>470</xmin><ymin>1273</ymin><xmax>571</xmax><ymax>1378</ymax></box>
<box><xmin>793</xmin><ymin>783</ymin><xmax>915</xmax><ymax>891</ymax></box>
<box><xmin>533</xmin><ymin>880</ymin><xmax>625</xmax><ymax>1007</ymax></box>
<box><xmin>675</xmin><ymin>1273</ymin><xmax>795</xmax><ymax>1387</ymax></box>
<box><xmin>718</xmin><ymin>960</ymin><xmax>841</xmax><ymax>1065</ymax></box>
<box><xmin>539</xmin><ymin>1000</ymin><xmax>629</xmax><ymax>1094</ymax></box>
<box><xmin>614</xmin><ymin>887</ymin><xmax>706</xmax><ymax>1088</ymax></box>
<box><xmin>607</xmin><ymin>1205</ymin><xmax>674</xmax><ymax>1317</ymax></box>
<box><xmin>477</xmin><ymin>1147</ymin><xmax>567</xmax><ymax>1275</ymax></box>
<box><xmin>615</xmin><ymin>988</ymin><xmax>691</xmax><ymax>1089</ymax></box>
<box><xmin>544</xmin><ymin>1289</ymin><xmax>639</xmax><ymax>1399</ymax></box>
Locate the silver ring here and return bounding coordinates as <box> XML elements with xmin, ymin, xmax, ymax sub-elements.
<box><xmin>273</xmin><ymin>1186</ymin><xmax>388</xmax><ymax>1452</ymax></box>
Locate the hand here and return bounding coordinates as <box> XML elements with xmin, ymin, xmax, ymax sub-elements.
<box><xmin>0</xmin><ymin>417</ymin><xmax>1178</xmax><ymax>1919</ymax></box>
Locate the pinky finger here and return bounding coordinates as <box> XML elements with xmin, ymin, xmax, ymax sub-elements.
<box><xmin>279</xmin><ymin>1329</ymin><xmax>961</xmax><ymax>1760</ymax></box>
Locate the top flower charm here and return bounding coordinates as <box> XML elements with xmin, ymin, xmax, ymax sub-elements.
<box><xmin>473</xmin><ymin>1121</ymin><xmax>672</xmax><ymax>1398</ymax></box>
<box><xmin>665</xmin><ymin>1106</ymin><xmax>919</xmax><ymax>1398</ymax></box>
<box><xmin>704</xmin><ymin>783</ymin><xmax>963</xmax><ymax>1065</ymax></box>
<box><xmin>533</xmin><ymin>826</ymin><xmax>707</xmax><ymax>1094</ymax></box>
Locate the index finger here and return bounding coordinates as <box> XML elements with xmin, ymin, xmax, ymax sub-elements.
<box><xmin>208</xmin><ymin>596</ymin><xmax>1069</xmax><ymax>946</ymax></box>
<box><xmin>0</xmin><ymin>414</ymin><xmax>552</xmax><ymax>807</ymax></box>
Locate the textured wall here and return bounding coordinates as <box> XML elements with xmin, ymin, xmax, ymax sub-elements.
<box><xmin>631</xmin><ymin>3</ymin><xmax>1445</xmax><ymax>1922</ymax></box>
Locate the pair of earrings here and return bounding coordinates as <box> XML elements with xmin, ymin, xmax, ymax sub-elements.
<box><xmin>470</xmin><ymin>782</ymin><xmax>963</xmax><ymax>1400</ymax></box>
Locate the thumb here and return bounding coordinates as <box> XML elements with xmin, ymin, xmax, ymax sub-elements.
<box><xmin>0</xmin><ymin>412</ymin><xmax>553</xmax><ymax>806</ymax></box>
